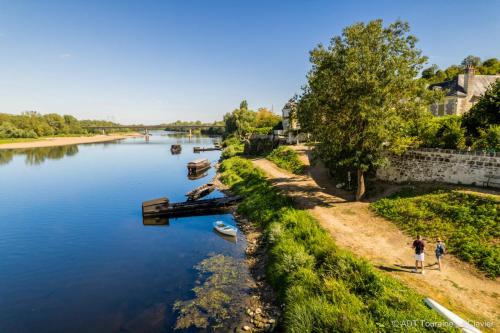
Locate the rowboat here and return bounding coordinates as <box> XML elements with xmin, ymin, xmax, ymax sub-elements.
<box><xmin>170</xmin><ymin>144</ymin><xmax>182</xmax><ymax>154</ymax></box>
<box><xmin>213</xmin><ymin>221</ymin><xmax>237</xmax><ymax>237</ymax></box>
<box><xmin>186</xmin><ymin>183</ymin><xmax>216</xmax><ymax>201</ymax></box>
<box><xmin>187</xmin><ymin>158</ymin><xmax>211</xmax><ymax>175</ymax></box>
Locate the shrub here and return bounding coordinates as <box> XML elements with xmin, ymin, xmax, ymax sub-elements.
<box><xmin>472</xmin><ymin>125</ymin><xmax>500</xmax><ymax>151</ymax></box>
<box><xmin>267</xmin><ymin>146</ymin><xmax>306</xmax><ymax>174</ymax></box>
<box><xmin>219</xmin><ymin>157</ymin><xmax>457</xmax><ymax>332</ymax></box>
<box><xmin>221</xmin><ymin>136</ymin><xmax>244</xmax><ymax>159</ymax></box>
<box><xmin>418</xmin><ymin>116</ymin><xmax>466</xmax><ymax>149</ymax></box>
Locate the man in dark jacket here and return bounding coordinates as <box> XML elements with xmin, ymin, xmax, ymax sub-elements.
<box><xmin>412</xmin><ymin>235</ymin><xmax>425</xmax><ymax>274</ymax></box>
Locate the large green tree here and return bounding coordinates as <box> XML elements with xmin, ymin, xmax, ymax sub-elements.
<box><xmin>223</xmin><ymin>100</ymin><xmax>257</xmax><ymax>138</ymax></box>
<box><xmin>298</xmin><ymin>20</ymin><xmax>433</xmax><ymax>200</ymax></box>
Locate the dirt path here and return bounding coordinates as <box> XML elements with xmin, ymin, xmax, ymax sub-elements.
<box><xmin>0</xmin><ymin>133</ymin><xmax>142</xmax><ymax>150</ymax></box>
<box><xmin>252</xmin><ymin>152</ymin><xmax>499</xmax><ymax>328</ymax></box>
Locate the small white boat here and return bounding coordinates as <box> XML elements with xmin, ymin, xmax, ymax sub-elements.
<box><xmin>213</xmin><ymin>221</ymin><xmax>237</xmax><ymax>237</ymax></box>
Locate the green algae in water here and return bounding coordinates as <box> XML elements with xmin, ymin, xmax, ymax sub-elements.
<box><xmin>173</xmin><ymin>254</ymin><xmax>250</xmax><ymax>330</ymax></box>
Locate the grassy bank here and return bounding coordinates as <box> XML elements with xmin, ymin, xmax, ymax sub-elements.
<box><xmin>372</xmin><ymin>188</ymin><xmax>500</xmax><ymax>278</ymax></box>
<box><xmin>219</xmin><ymin>156</ymin><xmax>457</xmax><ymax>332</ymax></box>
<box><xmin>267</xmin><ymin>146</ymin><xmax>306</xmax><ymax>174</ymax></box>
<box><xmin>0</xmin><ymin>137</ymin><xmax>45</xmax><ymax>145</ymax></box>
<box><xmin>221</xmin><ymin>136</ymin><xmax>244</xmax><ymax>159</ymax></box>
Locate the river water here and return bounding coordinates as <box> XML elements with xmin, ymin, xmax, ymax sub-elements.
<box><xmin>0</xmin><ymin>134</ymin><xmax>249</xmax><ymax>333</ymax></box>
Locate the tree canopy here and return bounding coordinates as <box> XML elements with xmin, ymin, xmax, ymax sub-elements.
<box><xmin>422</xmin><ymin>56</ymin><xmax>499</xmax><ymax>83</ymax></box>
<box><xmin>298</xmin><ymin>20</ymin><xmax>434</xmax><ymax>200</ymax></box>
<box><xmin>223</xmin><ymin>101</ymin><xmax>281</xmax><ymax>138</ymax></box>
<box><xmin>0</xmin><ymin>112</ymin><xmax>128</xmax><ymax>139</ymax></box>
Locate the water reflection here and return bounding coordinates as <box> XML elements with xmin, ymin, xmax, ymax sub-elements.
<box><xmin>187</xmin><ymin>172</ymin><xmax>208</xmax><ymax>180</ymax></box>
<box><xmin>0</xmin><ymin>145</ymin><xmax>79</xmax><ymax>165</ymax></box>
<box><xmin>213</xmin><ymin>230</ymin><xmax>238</xmax><ymax>244</ymax></box>
<box><xmin>142</xmin><ymin>217</ymin><xmax>170</xmax><ymax>226</ymax></box>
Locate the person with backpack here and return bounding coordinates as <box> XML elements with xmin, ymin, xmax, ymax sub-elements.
<box><xmin>435</xmin><ymin>238</ymin><xmax>446</xmax><ymax>271</ymax></box>
<box><xmin>412</xmin><ymin>235</ymin><xmax>425</xmax><ymax>274</ymax></box>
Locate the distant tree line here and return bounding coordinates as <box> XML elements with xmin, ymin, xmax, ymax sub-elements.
<box><xmin>161</xmin><ymin>120</ymin><xmax>226</xmax><ymax>135</ymax></box>
<box><xmin>0</xmin><ymin>112</ymin><xmax>126</xmax><ymax>139</ymax></box>
<box><xmin>223</xmin><ymin>100</ymin><xmax>282</xmax><ymax>138</ymax></box>
<box><xmin>421</xmin><ymin>56</ymin><xmax>499</xmax><ymax>84</ymax></box>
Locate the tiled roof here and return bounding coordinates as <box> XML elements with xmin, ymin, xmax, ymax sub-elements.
<box><xmin>429</xmin><ymin>74</ymin><xmax>499</xmax><ymax>97</ymax></box>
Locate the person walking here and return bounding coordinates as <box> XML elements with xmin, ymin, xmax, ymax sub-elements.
<box><xmin>412</xmin><ymin>235</ymin><xmax>425</xmax><ymax>274</ymax></box>
<box><xmin>435</xmin><ymin>238</ymin><xmax>446</xmax><ymax>271</ymax></box>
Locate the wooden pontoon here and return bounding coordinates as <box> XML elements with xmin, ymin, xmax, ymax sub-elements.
<box><xmin>187</xmin><ymin>158</ymin><xmax>211</xmax><ymax>175</ymax></box>
<box><xmin>193</xmin><ymin>146</ymin><xmax>222</xmax><ymax>152</ymax></box>
<box><xmin>186</xmin><ymin>182</ymin><xmax>216</xmax><ymax>201</ymax></box>
<box><xmin>170</xmin><ymin>144</ymin><xmax>182</xmax><ymax>154</ymax></box>
<box><xmin>142</xmin><ymin>196</ymin><xmax>242</xmax><ymax>218</ymax></box>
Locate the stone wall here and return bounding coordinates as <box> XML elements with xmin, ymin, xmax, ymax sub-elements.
<box><xmin>243</xmin><ymin>134</ymin><xmax>282</xmax><ymax>156</ymax></box>
<box><xmin>376</xmin><ymin>148</ymin><xmax>500</xmax><ymax>188</ymax></box>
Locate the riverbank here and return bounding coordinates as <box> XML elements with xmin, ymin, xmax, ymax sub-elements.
<box><xmin>0</xmin><ymin>133</ymin><xmax>142</xmax><ymax>149</ymax></box>
<box><xmin>253</xmin><ymin>146</ymin><xmax>499</xmax><ymax>330</ymax></box>
<box><xmin>217</xmin><ymin>156</ymin><xmax>457</xmax><ymax>332</ymax></box>
<box><xmin>213</xmin><ymin>171</ymin><xmax>281</xmax><ymax>332</ymax></box>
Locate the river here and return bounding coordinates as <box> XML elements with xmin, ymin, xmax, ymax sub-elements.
<box><xmin>0</xmin><ymin>133</ymin><xmax>250</xmax><ymax>333</ymax></box>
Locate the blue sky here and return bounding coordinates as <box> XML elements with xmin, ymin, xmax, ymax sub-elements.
<box><xmin>0</xmin><ymin>0</ymin><xmax>499</xmax><ymax>124</ymax></box>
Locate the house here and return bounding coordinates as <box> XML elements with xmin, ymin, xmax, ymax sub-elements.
<box><xmin>281</xmin><ymin>98</ymin><xmax>309</xmax><ymax>144</ymax></box>
<box><xmin>282</xmin><ymin>98</ymin><xmax>299</xmax><ymax>131</ymax></box>
<box><xmin>429</xmin><ymin>65</ymin><xmax>499</xmax><ymax>116</ymax></box>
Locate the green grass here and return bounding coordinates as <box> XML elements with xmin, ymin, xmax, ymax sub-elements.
<box><xmin>219</xmin><ymin>157</ymin><xmax>457</xmax><ymax>332</ymax></box>
<box><xmin>0</xmin><ymin>137</ymin><xmax>45</xmax><ymax>145</ymax></box>
<box><xmin>221</xmin><ymin>135</ymin><xmax>244</xmax><ymax>159</ymax></box>
<box><xmin>371</xmin><ymin>188</ymin><xmax>500</xmax><ymax>278</ymax></box>
<box><xmin>267</xmin><ymin>146</ymin><xmax>306</xmax><ymax>174</ymax></box>
<box><xmin>0</xmin><ymin>132</ymin><xmax>134</xmax><ymax>145</ymax></box>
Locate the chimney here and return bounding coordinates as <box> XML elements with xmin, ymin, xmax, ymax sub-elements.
<box><xmin>464</xmin><ymin>64</ymin><xmax>475</xmax><ymax>95</ymax></box>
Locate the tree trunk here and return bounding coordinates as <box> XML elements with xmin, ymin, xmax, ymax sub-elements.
<box><xmin>355</xmin><ymin>168</ymin><xmax>365</xmax><ymax>201</ymax></box>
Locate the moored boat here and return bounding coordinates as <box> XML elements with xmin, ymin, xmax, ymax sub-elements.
<box><xmin>186</xmin><ymin>182</ymin><xmax>216</xmax><ymax>201</ymax></box>
<box><xmin>170</xmin><ymin>144</ymin><xmax>182</xmax><ymax>154</ymax></box>
<box><xmin>193</xmin><ymin>146</ymin><xmax>221</xmax><ymax>152</ymax></box>
<box><xmin>213</xmin><ymin>221</ymin><xmax>237</xmax><ymax>237</ymax></box>
<box><xmin>187</xmin><ymin>158</ymin><xmax>211</xmax><ymax>175</ymax></box>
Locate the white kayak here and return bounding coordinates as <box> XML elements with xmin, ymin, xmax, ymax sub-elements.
<box><xmin>213</xmin><ymin>221</ymin><xmax>237</xmax><ymax>237</ymax></box>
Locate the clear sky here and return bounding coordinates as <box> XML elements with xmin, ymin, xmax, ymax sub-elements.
<box><xmin>1</xmin><ymin>0</ymin><xmax>499</xmax><ymax>124</ymax></box>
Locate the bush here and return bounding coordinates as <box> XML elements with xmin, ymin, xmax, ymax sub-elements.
<box><xmin>372</xmin><ymin>188</ymin><xmax>500</xmax><ymax>277</ymax></box>
<box><xmin>219</xmin><ymin>157</ymin><xmax>457</xmax><ymax>332</ymax></box>
<box><xmin>267</xmin><ymin>146</ymin><xmax>306</xmax><ymax>174</ymax></box>
<box><xmin>462</xmin><ymin>80</ymin><xmax>500</xmax><ymax>137</ymax></box>
<box><xmin>472</xmin><ymin>125</ymin><xmax>500</xmax><ymax>151</ymax></box>
<box><xmin>418</xmin><ymin>116</ymin><xmax>466</xmax><ymax>149</ymax></box>
<box><xmin>221</xmin><ymin>136</ymin><xmax>244</xmax><ymax>159</ymax></box>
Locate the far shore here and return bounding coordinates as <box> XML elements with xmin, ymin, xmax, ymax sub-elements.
<box><xmin>0</xmin><ymin>133</ymin><xmax>143</xmax><ymax>150</ymax></box>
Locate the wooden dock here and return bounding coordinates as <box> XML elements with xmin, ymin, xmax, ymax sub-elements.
<box><xmin>193</xmin><ymin>146</ymin><xmax>222</xmax><ymax>152</ymax></box>
<box><xmin>142</xmin><ymin>196</ymin><xmax>242</xmax><ymax>218</ymax></box>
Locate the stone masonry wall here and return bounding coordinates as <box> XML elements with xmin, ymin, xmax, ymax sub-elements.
<box><xmin>376</xmin><ymin>148</ymin><xmax>500</xmax><ymax>188</ymax></box>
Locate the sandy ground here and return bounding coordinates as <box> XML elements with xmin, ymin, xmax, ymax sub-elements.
<box><xmin>0</xmin><ymin>133</ymin><xmax>142</xmax><ymax>150</ymax></box>
<box><xmin>252</xmin><ymin>147</ymin><xmax>499</xmax><ymax>329</ymax></box>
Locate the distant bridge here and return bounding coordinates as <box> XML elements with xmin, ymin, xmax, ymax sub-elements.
<box><xmin>82</xmin><ymin>124</ymin><xmax>224</xmax><ymax>130</ymax></box>
<box><xmin>82</xmin><ymin>124</ymin><xmax>225</xmax><ymax>135</ymax></box>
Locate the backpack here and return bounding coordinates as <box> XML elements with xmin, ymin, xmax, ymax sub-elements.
<box><xmin>436</xmin><ymin>244</ymin><xmax>445</xmax><ymax>256</ymax></box>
